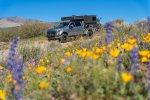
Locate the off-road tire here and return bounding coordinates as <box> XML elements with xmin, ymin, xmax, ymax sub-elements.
<box><xmin>86</xmin><ymin>31</ymin><xmax>93</xmax><ymax>39</ymax></box>
<box><xmin>59</xmin><ymin>33</ymin><xmax>67</xmax><ymax>43</ymax></box>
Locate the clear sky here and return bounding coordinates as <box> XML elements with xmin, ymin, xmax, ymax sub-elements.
<box><xmin>0</xmin><ymin>0</ymin><xmax>150</xmax><ymax>23</ymax></box>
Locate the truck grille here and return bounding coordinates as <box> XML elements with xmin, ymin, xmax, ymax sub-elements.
<box><xmin>47</xmin><ymin>30</ymin><xmax>56</xmax><ymax>37</ymax></box>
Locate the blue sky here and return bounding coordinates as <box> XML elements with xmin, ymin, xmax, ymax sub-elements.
<box><xmin>0</xmin><ymin>0</ymin><xmax>150</xmax><ymax>23</ymax></box>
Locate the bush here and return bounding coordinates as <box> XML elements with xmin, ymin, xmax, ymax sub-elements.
<box><xmin>19</xmin><ymin>21</ymin><xmax>52</xmax><ymax>38</ymax></box>
<box><xmin>0</xmin><ymin>22</ymin><xmax>54</xmax><ymax>42</ymax></box>
<box><xmin>0</xmin><ymin>28</ymin><xmax>20</xmax><ymax>42</ymax></box>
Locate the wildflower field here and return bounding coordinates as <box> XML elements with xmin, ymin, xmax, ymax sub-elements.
<box><xmin>1</xmin><ymin>18</ymin><xmax>150</xmax><ymax>100</ymax></box>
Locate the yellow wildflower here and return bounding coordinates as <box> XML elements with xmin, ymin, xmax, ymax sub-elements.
<box><xmin>121</xmin><ymin>72</ymin><xmax>133</xmax><ymax>83</ymax></box>
<box><xmin>109</xmin><ymin>49</ymin><xmax>120</xmax><ymax>58</ymax></box>
<box><xmin>121</xmin><ymin>43</ymin><xmax>133</xmax><ymax>51</ymax></box>
<box><xmin>46</xmin><ymin>60</ymin><xmax>49</xmax><ymax>63</ymax></box>
<box><xmin>140</xmin><ymin>57</ymin><xmax>148</xmax><ymax>63</ymax></box>
<box><xmin>117</xmin><ymin>43</ymin><xmax>121</xmax><ymax>47</ymax></box>
<box><xmin>86</xmin><ymin>51</ymin><xmax>93</xmax><ymax>57</ymax></box>
<box><xmin>14</xmin><ymin>85</ymin><xmax>20</xmax><ymax>91</ymax></box>
<box><xmin>95</xmin><ymin>48</ymin><xmax>102</xmax><ymax>54</ymax></box>
<box><xmin>0</xmin><ymin>90</ymin><xmax>5</xmax><ymax>100</ymax></box>
<box><xmin>75</xmin><ymin>49</ymin><xmax>82</xmax><ymax>55</ymax></box>
<box><xmin>81</xmin><ymin>52</ymin><xmax>87</xmax><ymax>58</ymax></box>
<box><xmin>39</xmin><ymin>59</ymin><xmax>44</xmax><ymax>63</ymax></box>
<box><xmin>35</xmin><ymin>66</ymin><xmax>47</xmax><ymax>74</ymax></box>
<box><xmin>7</xmin><ymin>74</ymin><xmax>12</xmax><ymax>82</ymax></box>
<box><xmin>7</xmin><ymin>74</ymin><xmax>12</xmax><ymax>79</ymax></box>
<box><xmin>66</xmin><ymin>67</ymin><xmax>72</xmax><ymax>73</ymax></box>
<box><xmin>13</xmin><ymin>80</ymin><xmax>17</xmax><ymax>84</ymax></box>
<box><xmin>91</xmin><ymin>54</ymin><xmax>100</xmax><ymax>60</ymax></box>
<box><xmin>101</xmin><ymin>46</ymin><xmax>106</xmax><ymax>51</ymax></box>
<box><xmin>107</xmin><ymin>43</ymin><xmax>112</xmax><ymax>48</ymax></box>
<box><xmin>82</xmin><ymin>48</ymin><xmax>87</xmax><ymax>52</ymax></box>
<box><xmin>147</xmin><ymin>53</ymin><xmax>150</xmax><ymax>58</ymax></box>
<box><xmin>65</xmin><ymin>52</ymin><xmax>72</xmax><ymax>57</ymax></box>
<box><xmin>46</xmin><ymin>74</ymin><xmax>51</xmax><ymax>79</ymax></box>
<box><xmin>39</xmin><ymin>81</ymin><xmax>49</xmax><ymax>89</ymax></box>
<box><xmin>139</xmin><ymin>50</ymin><xmax>149</xmax><ymax>57</ymax></box>
<box><xmin>0</xmin><ymin>66</ymin><xmax>3</xmax><ymax>70</ymax></box>
<box><xmin>128</xmin><ymin>38</ymin><xmax>136</xmax><ymax>44</ymax></box>
<box><xmin>22</xmin><ymin>76</ymin><xmax>26</xmax><ymax>80</ymax></box>
<box><xmin>60</xmin><ymin>58</ymin><xmax>65</xmax><ymax>63</ymax></box>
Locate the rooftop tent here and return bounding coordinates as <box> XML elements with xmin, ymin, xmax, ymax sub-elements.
<box><xmin>61</xmin><ymin>15</ymin><xmax>97</xmax><ymax>24</ymax></box>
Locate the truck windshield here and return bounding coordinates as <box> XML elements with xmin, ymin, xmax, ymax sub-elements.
<box><xmin>56</xmin><ymin>22</ymin><xmax>70</xmax><ymax>28</ymax></box>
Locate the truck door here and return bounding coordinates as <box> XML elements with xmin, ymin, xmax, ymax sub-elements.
<box><xmin>74</xmin><ymin>21</ymin><xmax>84</xmax><ymax>36</ymax></box>
<box><xmin>68</xmin><ymin>22</ymin><xmax>75</xmax><ymax>36</ymax></box>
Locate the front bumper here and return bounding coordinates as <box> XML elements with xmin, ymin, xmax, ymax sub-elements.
<box><xmin>47</xmin><ymin>32</ymin><xmax>61</xmax><ymax>39</ymax></box>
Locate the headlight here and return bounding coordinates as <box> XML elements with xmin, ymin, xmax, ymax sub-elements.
<box><xmin>56</xmin><ymin>30</ymin><xmax>61</xmax><ymax>35</ymax></box>
<box><xmin>57</xmin><ymin>30</ymin><xmax>61</xmax><ymax>33</ymax></box>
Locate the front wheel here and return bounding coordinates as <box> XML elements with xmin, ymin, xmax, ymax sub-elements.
<box><xmin>86</xmin><ymin>31</ymin><xmax>93</xmax><ymax>39</ymax></box>
<box><xmin>59</xmin><ymin>34</ymin><xmax>67</xmax><ymax>43</ymax></box>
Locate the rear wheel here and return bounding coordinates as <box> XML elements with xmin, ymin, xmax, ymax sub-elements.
<box><xmin>59</xmin><ymin>33</ymin><xmax>67</xmax><ymax>43</ymax></box>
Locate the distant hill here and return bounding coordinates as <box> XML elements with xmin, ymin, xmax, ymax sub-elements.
<box><xmin>0</xmin><ymin>16</ymin><xmax>44</xmax><ymax>28</ymax></box>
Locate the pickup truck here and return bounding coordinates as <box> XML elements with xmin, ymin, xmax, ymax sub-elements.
<box><xmin>47</xmin><ymin>15</ymin><xmax>100</xmax><ymax>43</ymax></box>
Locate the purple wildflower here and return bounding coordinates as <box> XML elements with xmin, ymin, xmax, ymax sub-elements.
<box><xmin>7</xmin><ymin>37</ymin><xmax>19</xmax><ymax>71</ymax></box>
<box><xmin>80</xmin><ymin>43</ymin><xmax>83</xmax><ymax>49</ymax></box>
<box><xmin>7</xmin><ymin>37</ymin><xmax>23</xmax><ymax>100</ymax></box>
<box><xmin>148</xmin><ymin>17</ymin><xmax>150</xmax><ymax>32</ymax></box>
<box><xmin>35</xmin><ymin>57</ymin><xmax>39</xmax><ymax>65</ymax></box>
<box><xmin>129</xmin><ymin>46</ymin><xmax>139</xmax><ymax>75</ymax></box>
<box><xmin>105</xmin><ymin>22</ymin><xmax>113</xmax><ymax>44</ymax></box>
<box><xmin>12</xmin><ymin>55</ymin><xmax>23</xmax><ymax>100</ymax></box>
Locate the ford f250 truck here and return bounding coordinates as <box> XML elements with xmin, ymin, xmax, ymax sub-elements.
<box><xmin>47</xmin><ymin>15</ymin><xmax>100</xmax><ymax>43</ymax></box>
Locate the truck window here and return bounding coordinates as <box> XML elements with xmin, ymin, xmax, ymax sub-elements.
<box><xmin>74</xmin><ymin>22</ymin><xmax>81</xmax><ymax>27</ymax></box>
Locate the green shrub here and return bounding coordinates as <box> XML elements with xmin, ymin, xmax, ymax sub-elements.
<box><xmin>19</xmin><ymin>21</ymin><xmax>52</xmax><ymax>38</ymax></box>
<box><xmin>0</xmin><ymin>28</ymin><xmax>19</xmax><ymax>42</ymax></box>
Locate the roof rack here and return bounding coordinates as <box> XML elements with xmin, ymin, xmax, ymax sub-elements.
<box><xmin>61</xmin><ymin>15</ymin><xmax>97</xmax><ymax>24</ymax></box>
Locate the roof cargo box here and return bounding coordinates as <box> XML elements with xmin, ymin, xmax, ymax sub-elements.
<box><xmin>61</xmin><ymin>15</ymin><xmax>97</xmax><ymax>24</ymax></box>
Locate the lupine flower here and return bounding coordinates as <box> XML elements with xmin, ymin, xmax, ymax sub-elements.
<box><xmin>106</xmin><ymin>22</ymin><xmax>113</xmax><ymax>44</ymax></box>
<box><xmin>11</xmin><ymin>55</ymin><xmax>23</xmax><ymax>100</ymax></box>
<box><xmin>7</xmin><ymin>37</ymin><xmax>23</xmax><ymax>100</ymax></box>
<box><xmin>79</xmin><ymin>43</ymin><xmax>83</xmax><ymax>49</ymax></box>
<box><xmin>7</xmin><ymin>37</ymin><xmax>19</xmax><ymax>71</ymax></box>
<box><xmin>129</xmin><ymin>47</ymin><xmax>139</xmax><ymax>75</ymax></box>
<box><xmin>35</xmin><ymin>57</ymin><xmax>39</xmax><ymax>65</ymax></box>
<box><xmin>148</xmin><ymin>17</ymin><xmax>150</xmax><ymax>32</ymax></box>
<box><xmin>130</xmin><ymin>47</ymin><xmax>138</xmax><ymax>64</ymax></box>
